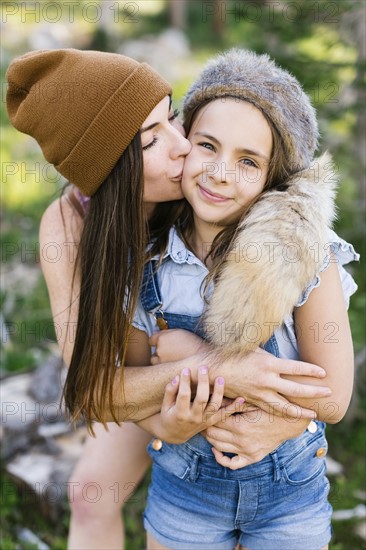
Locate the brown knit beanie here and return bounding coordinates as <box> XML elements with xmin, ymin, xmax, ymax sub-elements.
<box><xmin>6</xmin><ymin>49</ymin><xmax>171</xmax><ymax>196</ymax></box>
<box><xmin>183</xmin><ymin>49</ymin><xmax>319</xmax><ymax>172</ymax></box>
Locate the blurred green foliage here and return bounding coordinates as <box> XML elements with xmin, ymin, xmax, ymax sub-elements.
<box><xmin>0</xmin><ymin>470</ymin><xmax>68</xmax><ymax>549</ymax></box>
<box><xmin>1</xmin><ymin>0</ymin><xmax>365</xmax><ymax>548</ymax></box>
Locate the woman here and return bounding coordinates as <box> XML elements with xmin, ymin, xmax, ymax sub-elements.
<box><xmin>7</xmin><ymin>48</ymin><xmax>330</xmax><ymax>549</ymax></box>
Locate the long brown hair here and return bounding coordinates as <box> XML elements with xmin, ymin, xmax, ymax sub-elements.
<box><xmin>62</xmin><ymin>133</ymin><xmax>182</xmax><ymax>428</ymax></box>
<box><xmin>180</xmin><ymin>98</ymin><xmax>291</xmax><ymax>295</ymax></box>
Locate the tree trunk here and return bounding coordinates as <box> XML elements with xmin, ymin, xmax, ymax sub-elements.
<box><xmin>168</xmin><ymin>0</ymin><xmax>187</xmax><ymax>30</ymax></box>
<box><xmin>213</xmin><ymin>0</ymin><xmax>224</xmax><ymax>37</ymax></box>
<box><xmin>354</xmin><ymin>5</ymin><xmax>366</xmax><ymax>209</ymax></box>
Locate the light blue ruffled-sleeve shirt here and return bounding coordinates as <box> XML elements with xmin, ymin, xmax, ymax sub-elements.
<box><xmin>133</xmin><ymin>227</ymin><xmax>359</xmax><ymax>360</ymax></box>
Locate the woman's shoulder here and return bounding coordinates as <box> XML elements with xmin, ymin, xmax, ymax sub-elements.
<box><xmin>40</xmin><ymin>192</ymin><xmax>83</xmax><ymax>246</ymax></box>
<box><xmin>39</xmin><ymin>193</ymin><xmax>84</xmax><ymax>286</ymax></box>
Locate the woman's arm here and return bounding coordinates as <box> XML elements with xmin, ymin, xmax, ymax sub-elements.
<box><xmin>148</xmin><ymin>329</ymin><xmax>332</xmax><ymax>419</ymax></box>
<box><xmin>109</xmin><ymin>334</ymin><xmax>331</xmax><ymax>422</ymax></box>
<box><xmin>39</xmin><ymin>196</ymin><xmax>82</xmax><ymax>367</ymax></box>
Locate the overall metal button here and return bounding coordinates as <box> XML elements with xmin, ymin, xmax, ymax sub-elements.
<box><xmin>316</xmin><ymin>447</ymin><xmax>327</xmax><ymax>458</ymax></box>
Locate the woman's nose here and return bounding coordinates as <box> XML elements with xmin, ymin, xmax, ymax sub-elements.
<box><xmin>172</xmin><ymin>126</ymin><xmax>191</xmax><ymax>158</ymax></box>
<box><xmin>168</xmin><ymin>118</ymin><xmax>191</xmax><ymax>156</ymax></box>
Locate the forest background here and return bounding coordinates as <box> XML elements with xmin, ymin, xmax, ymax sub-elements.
<box><xmin>1</xmin><ymin>1</ymin><xmax>365</xmax><ymax>548</ymax></box>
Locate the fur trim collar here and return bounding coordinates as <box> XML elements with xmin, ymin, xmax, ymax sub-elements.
<box><xmin>203</xmin><ymin>152</ymin><xmax>338</xmax><ymax>357</ymax></box>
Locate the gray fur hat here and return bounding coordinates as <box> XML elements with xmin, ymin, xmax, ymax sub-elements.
<box><xmin>183</xmin><ymin>49</ymin><xmax>319</xmax><ymax>172</ymax></box>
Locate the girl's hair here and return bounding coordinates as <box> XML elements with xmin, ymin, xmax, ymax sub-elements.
<box><xmin>180</xmin><ymin>98</ymin><xmax>291</xmax><ymax>296</ymax></box>
<box><xmin>62</xmin><ymin>133</ymin><xmax>182</xmax><ymax>428</ymax></box>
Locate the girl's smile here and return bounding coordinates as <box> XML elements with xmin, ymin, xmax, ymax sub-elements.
<box><xmin>197</xmin><ymin>183</ymin><xmax>232</xmax><ymax>203</ymax></box>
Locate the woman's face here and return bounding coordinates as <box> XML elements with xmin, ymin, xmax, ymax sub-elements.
<box><xmin>141</xmin><ymin>96</ymin><xmax>191</xmax><ymax>208</ymax></box>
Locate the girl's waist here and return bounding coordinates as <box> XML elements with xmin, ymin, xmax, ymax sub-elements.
<box><xmin>148</xmin><ymin>421</ymin><xmax>327</xmax><ymax>480</ymax></box>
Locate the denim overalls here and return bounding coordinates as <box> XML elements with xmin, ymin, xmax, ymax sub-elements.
<box><xmin>140</xmin><ymin>259</ymin><xmax>332</xmax><ymax>550</ymax></box>
<box><xmin>141</xmin><ymin>259</ymin><xmax>280</xmax><ymax>356</ymax></box>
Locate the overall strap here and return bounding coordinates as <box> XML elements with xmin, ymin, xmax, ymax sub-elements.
<box><xmin>140</xmin><ymin>260</ymin><xmax>163</xmax><ymax>313</ymax></box>
<box><xmin>140</xmin><ymin>260</ymin><xmax>168</xmax><ymax>329</ymax></box>
<box><xmin>262</xmin><ymin>334</ymin><xmax>280</xmax><ymax>358</ymax></box>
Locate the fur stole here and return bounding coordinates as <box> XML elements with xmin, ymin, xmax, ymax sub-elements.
<box><xmin>203</xmin><ymin>152</ymin><xmax>338</xmax><ymax>358</ymax></box>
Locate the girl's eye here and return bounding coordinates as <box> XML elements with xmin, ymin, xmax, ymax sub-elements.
<box><xmin>199</xmin><ymin>142</ymin><xmax>215</xmax><ymax>151</ymax></box>
<box><xmin>169</xmin><ymin>108</ymin><xmax>180</xmax><ymax>122</ymax></box>
<box><xmin>142</xmin><ymin>137</ymin><xmax>158</xmax><ymax>151</ymax></box>
<box><xmin>241</xmin><ymin>158</ymin><xmax>257</xmax><ymax>168</ymax></box>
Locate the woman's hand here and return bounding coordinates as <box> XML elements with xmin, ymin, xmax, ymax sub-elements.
<box><xmin>156</xmin><ymin>365</ymin><xmax>245</xmax><ymax>445</ymax></box>
<box><xmin>202</xmin><ymin>408</ymin><xmax>310</xmax><ymax>470</ymax></box>
<box><xmin>149</xmin><ymin>329</ymin><xmax>208</xmax><ymax>365</ymax></box>
<box><xmin>211</xmin><ymin>347</ymin><xmax>331</xmax><ymax>420</ymax></box>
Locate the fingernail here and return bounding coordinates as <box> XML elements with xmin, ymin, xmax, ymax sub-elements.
<box><xmin>172</xmin><ymin>375</ymin><xmax>178</xmax><ymax>385</ymax></box>
<box><xmin>199</xmin><ymin>366</ymin><xmax>208</xmax><ymax>374</ymax></box>
<box><xmin>183</xmin><ymin>367</ymin><xmax>190</xmax><ymax>376</ymax></box>
<box><xmin>238</xmin><ymin>398</ymin><xmax>245</xmax><ymax>404</ymax></box>
<box><xmin>217</xmin><ymin>377</ymin><xmax>224</xmax><ymax>385</ymax></box>
<box><xmin>319</xmin><ymin>369</ymin><xmax>326</xmax><ymax>377</ymax></box>
<box><xmin>324</xmin><ymin>388</ymin><xmax>332</xmax><ymax>395</ymax></box>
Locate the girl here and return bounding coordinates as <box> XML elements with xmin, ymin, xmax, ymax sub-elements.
<box><xmin>127</xmin><ymin>50</ymin><xmax>358</xmax><ymax>549</ymax></box>
<box><xmin>7</xmin><ymin>49</ymin><xmax>328</xmax><ymax>549</ymax></box>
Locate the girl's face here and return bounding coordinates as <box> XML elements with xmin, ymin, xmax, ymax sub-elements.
<box><xmin>182</xmin><ymin>99</ymin><xmax>273</xmax><ymax>229</ymax></box>
<box><xmin>141</xmin><ymin>96</ymin><xmax>191</xmax><ymax>207</ymax></box>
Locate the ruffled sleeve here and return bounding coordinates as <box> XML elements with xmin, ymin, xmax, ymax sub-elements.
<box><xmin>296</xmin><ymin>229</ymin><xmax>359</xmax><ymax>309</ymax></box>
<box><xmin>132</xmin><ymin>296</ymin><xmax>156</xmax><ymax>338</ymax></box>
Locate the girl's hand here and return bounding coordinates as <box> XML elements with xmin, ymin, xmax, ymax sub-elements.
<box><xmin>149</xmin><ymin>329</ymin><xmax>209</xmax><ymax>365</ymax></box>
<box><xmin>202</xmin><ymin>407</ymin><xmax>310</xmax><ymax>470</ymax></box>
<box><xmin>158</xmin><ymin>366</ymin><xmax>245</xmax><ymax>445</ymax></box>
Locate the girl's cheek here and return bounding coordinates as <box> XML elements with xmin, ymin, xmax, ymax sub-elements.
<box><xmin>184</xmin><ymin>148</ymin><xmax>194</xmax><ymax>163</ymax></box>
<box><xmin>182</xmin><ymin>154</ymin><xmax>193</xmax><ymax>175</ymax></box>
<box><xmin>181</xmin><ymin>174</ymin><xmax>190</xmax><ymax>194</ymax></box>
